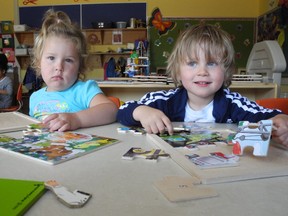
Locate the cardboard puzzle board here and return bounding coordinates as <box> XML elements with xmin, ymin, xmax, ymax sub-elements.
<box><xmin>147</xmin><ymin>132</ymin><xmax>288</xmax><ymax>184</ymax></box>
<box><xmin>0</xmin><ymin>112</ymin><xmax>40</xmax><ymax>133</ymax></box>
<box><xmin>0</xmin><ymin>131</ymin><xmax>120</xmax><ymax>165</ymax></box>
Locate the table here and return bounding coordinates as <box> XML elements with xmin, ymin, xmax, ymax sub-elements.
<box><xmin>1</xmin><ymin>122</ymin><xmax>288</xmax><ymax>216</ymax></box>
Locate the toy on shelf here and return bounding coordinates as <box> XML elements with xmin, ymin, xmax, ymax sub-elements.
<box><xmin>230</xmin><ymin>120</ymin><xmax>273</xmax><ymax>156</ymax></box>
<box><xmin>124</xmin><ymin>51</ymin><xmax>149</xmax><ymax>77</ymax></box>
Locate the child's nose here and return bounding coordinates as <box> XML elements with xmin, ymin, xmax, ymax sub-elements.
<box><xmin>55</xmin><ymin>61</ymin><xmax>64</xmax><ymax>72</ymax></box>
<box><xmin>197</xmin><ymin>66</ymin><xmax>209</xmax><ymax>76</ymax></box>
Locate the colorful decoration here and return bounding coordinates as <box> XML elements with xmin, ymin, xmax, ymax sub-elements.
<box><xmin>23</xmin><ymin>0</ymin><xmax>38</xmax><ymax>5</ymax></box>
<box><xmin>149</xmin><ymin>8</ymin><xmax>176</xmax><ymax>36</ymax></box>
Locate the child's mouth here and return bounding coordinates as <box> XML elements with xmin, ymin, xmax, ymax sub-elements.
<box><xmin>195</xmin><ymin>81</ymin><xmax>211</xmax><ymax>85</ymax></box>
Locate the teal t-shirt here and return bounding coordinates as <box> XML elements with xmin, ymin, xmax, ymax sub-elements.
<box><xmin>29</xmin><ymin>80</ymin><xmax>102</xmax><ymax>120</ymax></box>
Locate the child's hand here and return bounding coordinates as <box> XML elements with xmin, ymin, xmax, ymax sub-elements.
<box><xmin>43</xmin><ymin>113</ymin><xmax>81</xmax><ymax>132</ymax></box>
<box><xmin>271</xmin><ymin>114</ymin><xmax>288</xmax><ymax>147</ymax></box>
<box><xmin>133</xmin><ymin>106</ymin><xmax>173</xmax><ymax>135</ymax></box>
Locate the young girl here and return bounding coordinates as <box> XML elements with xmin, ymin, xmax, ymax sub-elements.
<box><xmin>0</xmin><ymin>53</ymin><xmax>13</xmax><ymax>108</ymax></box>
<box><xmin>117</xmin><ymin>24</ymin><xmax>288</xmax><ymax>147</ymax></box>
<box><xmin>29</xmin><ymin>10</ymin><xmax>118</xmax><ymax>131</ymax></box>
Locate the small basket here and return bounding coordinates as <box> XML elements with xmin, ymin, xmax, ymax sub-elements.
<box><xmin>116</xmin><ymin>22</ymin><xmax>127</xmax><ymax>28</ymax></box>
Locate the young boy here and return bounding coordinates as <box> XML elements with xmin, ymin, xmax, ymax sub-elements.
<box><xmin>117</xmin><ymin>24</ymin><xmax>288</xmax><ymax>147</ymax></box>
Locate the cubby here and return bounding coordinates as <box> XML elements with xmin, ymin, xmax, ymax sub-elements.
<box><xmin>14</xmin><ymin>30</ymin><xmax>36</xmax><ymax>70</ymax></box>
<box><xmin>84</xmin><ymin>28</ymin><xmax>147</xmax><ymax>67</ymax></box>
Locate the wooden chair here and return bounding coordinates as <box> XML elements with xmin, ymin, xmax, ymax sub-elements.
<box><xmin>108</xmin><ymin>96</ymin><xmax>121</xmax><ymax>108</ymax></box>
<box><xmin>256</xmin><ymin>98</ymin><xmax>288</xmax><ymax>115</ymax></box>
<box><xmin>0</xmin><ymin>83</ymin><xmax>23</xmax><ymax>112</ymax></box>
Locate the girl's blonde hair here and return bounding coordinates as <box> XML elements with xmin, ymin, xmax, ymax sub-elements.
<box><xmin>166</xmin><ymin>24</ymin><xmax>235</xmax><ymax>88</ymax></box>
<box><xmin>31</xmin><ymin>9</ymin><xmax>87</xmax><ymax>80</ymax></box>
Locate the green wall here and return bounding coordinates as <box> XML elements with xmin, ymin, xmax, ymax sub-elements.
<box><xmin>149</xmin><ymin>18</ymin><xmax>256</xmax><ymax>72</ymax></box>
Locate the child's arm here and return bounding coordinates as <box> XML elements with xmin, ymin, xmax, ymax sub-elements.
<box><xmin>133</xmin><ymin>105</ymin><xmax>173</xmax><ymax>135</ymax></box>
<box><xmin>270</xmin><ymin>114</ymin><xmax>288</xmax><ymax>147</ymax></box>
<box><xmin>117</xmin><ymin>89</ymin><xmax>178</xmax><ymax>127</ymax></box>
<box><xmin>43</xmin><ymin>94</ymin><xmax>118</xmax><ymax>131</ymax></box>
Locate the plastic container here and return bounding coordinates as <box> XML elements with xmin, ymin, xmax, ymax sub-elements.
<box><xmin>116</xmin><ymin>22</ymin><xmax>127</xmax><ymax>28</ymax></box>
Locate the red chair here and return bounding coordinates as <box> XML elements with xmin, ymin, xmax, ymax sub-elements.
<box><xmin>108</xmin><ymin>96</ymin><xmax>121</xmax><ymax>108</ymax></box>
<box><xmin>0</xmin><ymin>83</ymin><xmax>23</xmax><ymax>112</ymax></box>
<box><xmin>256</xmin><ymin>98</ymin><xmax>288</xmax><ymax>115</ymax></box>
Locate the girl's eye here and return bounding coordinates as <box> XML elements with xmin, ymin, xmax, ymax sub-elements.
<box><xmin>65</xmin><ymin>58</ymin><xmax>74</xmax><ymax>63</ymax></box>
<box><xmin>207</xmin><ymin>62</ymin><xmax>218</xmax><ymax>67</ymax></box>
<box><xmin>47</xmin><ymin>56</ymin><xmax>54</xmax><ymax>60</ymax></box>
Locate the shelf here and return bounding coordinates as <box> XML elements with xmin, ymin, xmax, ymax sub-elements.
<box><xmin>98</xmin><ymin>82</ymin><xmax>278</xmax><ymax>102</ymax></box>
<box><xmin>14</xmin><ymin>31</ymin><xmax>36</xmax><ymax>47</ymax></box>
<box><xmin>14</xmin><ymin>28</ymin><xmax>148</xmax><ymax>78</ymax></box>
<box><xmin>83</xmin><ymin>28</ymin><xmax>147</xmax><ymax>32</ymax></box>
<box><xmin>89</xmin><ymin>52</ymin><xmax>132</xmax><ymax>55</ymax></box>
<box><xmin>84</xmin><ymin>28</ymin><xmax>147</xmax><ymax>45</ymax></box>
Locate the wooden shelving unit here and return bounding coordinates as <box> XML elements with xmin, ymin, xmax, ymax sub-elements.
<box><xmin>14</xmin><ymin>30</ymin><xmax>36</xmax><ymax>70</ymax></box>
<box><xmin>83</xmin><ymin>28</ymin><xmax>147</xmax><ymax>67</ymax></box>
<box><xmin>98</xmin><ymin>82</ymin><xmax>278</xmax><ymax>102</ymax></box>
<box><xmin>14</xmin><ymin>28</ymin><xmax>147</xmax><ymax>70</ymax></box>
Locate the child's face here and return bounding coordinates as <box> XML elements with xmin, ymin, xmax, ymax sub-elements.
<box><xmin>40</xmin><ymin>36</ymin><xmax>80</xmax><ymax>92</ymax></box>
<box><xmin>178</xmin><ymin>49</ymin><xmax>224</xmax><ymax>102</ymax></box>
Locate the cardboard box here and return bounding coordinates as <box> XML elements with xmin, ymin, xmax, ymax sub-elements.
<box><xmin>15</xmin><ymin>48</ymin><xmax>27</xmax><ymax>56</ymax></box>
<box><xmin>14</xmin><ymin>24</ymin><xmax>29</xmax><ymax>32</ymax></box>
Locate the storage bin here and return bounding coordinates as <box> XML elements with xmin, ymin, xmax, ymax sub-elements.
<box><xmin>116</xmin><ymin>22</ymin><xmax>127</xmax><ymax>28</ymax></box>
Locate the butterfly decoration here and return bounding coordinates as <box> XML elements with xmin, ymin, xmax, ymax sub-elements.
<box><xmin>149</xmin><ymin>8</ymin><xmax>176</xmax><ymax>36</ymax></box>
<box><xmin>23</xmin><ymin>0</ymin><xmax>38</xmax><ymax>5</ymax></box>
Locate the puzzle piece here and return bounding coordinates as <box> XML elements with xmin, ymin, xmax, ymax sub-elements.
<box><xmin>44</xmin><ymin>180</ymin><xmax>91</xmax><ymax>208</ymax></box>
<box><xmin>185</xmin><ymin>152</ymin><xmax>239</xmax><ymax>169</ymax></box>
<box><xmin>23</xmin><ymin>123</ymin><xmax>49</xmax><ymax>136</ymax></box>
<box><xmin>231</xmin><ymin>120</ymin><xmax>273</xmax><ymax>156</ymax></box>
<box><xmin>154</xmin><ymin>176</ymin><xmax>218</xmax><ymax>202</ymax></box>
<box><xmin>174</xmin><ymin>123</ymin><xmax>212</xmax><ymax>132</ymax></box>
<box><xmin>122</xmin><ymin>147</ymin><xmax>170</xmax><ymax>161</ymax></box>
<box><xmin>117</xmin><ymin>126</ymin><xmax>146</xmax><ymax>135</ymax></box>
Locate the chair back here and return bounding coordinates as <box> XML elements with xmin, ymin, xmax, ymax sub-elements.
<box><xmin>108</xmin><ymin>96</ymin><xmax>121</xmax><ymax>108</ymax></box>
<box><xmin>256</xmin><ymin>98</ymin><xmax>288</xmax><ymax>115</ymax></box>
<box><xmin>16</xmin><ymin>82</ymin><xmax>23</xmax><ymax>102</ymax></box>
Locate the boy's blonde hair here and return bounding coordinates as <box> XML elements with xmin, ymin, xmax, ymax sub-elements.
<box><xmin>31</xmin><ymin>9</ymin><xmax>87</xmax><ymax>80</ymax></box>
<box><xmin>166</xmin><ymin>24</ymin><xmax>235</xmax><ymax>88</ymax></box>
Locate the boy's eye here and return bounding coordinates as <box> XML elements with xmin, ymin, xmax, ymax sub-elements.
<box><xmin>187</xmin><ymin>61</ymin><xmax>197</xmax><ymax>67</ymax></box>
